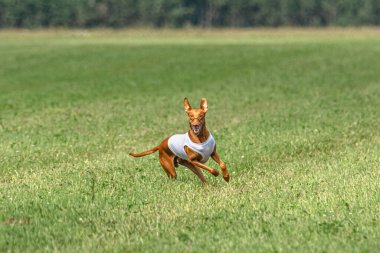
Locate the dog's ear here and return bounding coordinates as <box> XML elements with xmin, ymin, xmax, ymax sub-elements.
<box><xmin>200</xmin><ymin>98</ymin><xmax>208</xmax><ymax>113</ymax></box>
<box><xmin>184</xmin><ymin>98</ymin><xmax>192</xmax><ymax>112</ymax></box>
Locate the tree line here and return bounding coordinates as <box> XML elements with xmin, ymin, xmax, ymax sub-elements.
<box><xmin>0</xmin><ymin>0</ymin><xmax>379</xmax><ymax>28</ymax></box>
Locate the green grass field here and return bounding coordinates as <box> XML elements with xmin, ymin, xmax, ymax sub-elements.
<box><xmin>1</xmin><ymin>29</ymin><xmax>380</xmax><ymax>253</ymax></box>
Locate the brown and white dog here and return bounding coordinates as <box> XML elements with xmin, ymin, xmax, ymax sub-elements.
<box><xmin>129</xmin><ymin>98</ymin><xmax>229</xmax><ymax>183</ymax></box>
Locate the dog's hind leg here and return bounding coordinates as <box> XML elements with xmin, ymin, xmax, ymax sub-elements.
<box><xmin>158</xmin><ymin>150</ymin><xmax>177</xmax><ymax>179</ymax></box>
<box><xmin>178</xmin><ymin>158</ymin><xmax>206</xmax><ymax>184</ymax></box>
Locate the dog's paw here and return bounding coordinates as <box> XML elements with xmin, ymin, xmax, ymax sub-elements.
<box><xmin>211</xmin><ymin>169</ymin><xmax>219</xmax><ymax>177</ymax></box>
<box><xmin>222</xmin><ymin>172</ymin><xmax>230</xmax><ymax>182</ymax></box>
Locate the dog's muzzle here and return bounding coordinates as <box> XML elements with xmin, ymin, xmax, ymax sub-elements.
<box><xmin>191</xmin><ymin>124</ymin><xmax>201</xmax><ymax>135</ymax></box>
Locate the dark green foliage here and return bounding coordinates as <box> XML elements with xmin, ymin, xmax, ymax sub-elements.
<box><xmin>0</xmin><ymin>0</ymin><xmax>379</xmax><ymax>28</ymax></box>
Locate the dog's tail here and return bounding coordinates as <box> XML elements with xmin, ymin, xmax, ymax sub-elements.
<box><xmin>129</xmin><ymin>146</ymin><xmax>159</xmax><ymax>157</ymax></box>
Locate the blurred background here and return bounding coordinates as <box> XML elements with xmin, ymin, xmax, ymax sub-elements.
<box><xmin>0</xmin><ymin>0</ymin><xmax>379</xmax><ymax>28</ymax></box>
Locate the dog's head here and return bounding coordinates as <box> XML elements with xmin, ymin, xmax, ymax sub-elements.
<box><xmin>183</xmin><ymin>98</ymin><xmax>208</xmax><ymax>136</ymax></box>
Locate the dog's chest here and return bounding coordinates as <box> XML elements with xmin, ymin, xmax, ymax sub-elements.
<box><xmin>168</xmin><ymin>132</ymin><xmax>215</xmax><ymax>163</ymax></box>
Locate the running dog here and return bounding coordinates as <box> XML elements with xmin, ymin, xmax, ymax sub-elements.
<box><xmin>129</xmin><ymin>98</ymin><xmax>229</xmax><ymax>183</ymax></box>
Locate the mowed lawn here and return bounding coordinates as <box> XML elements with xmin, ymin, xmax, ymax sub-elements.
<box><xmin>0</xmin><ymin>29</ymin><xmax>379</xmax><ymax>253</ymax></box>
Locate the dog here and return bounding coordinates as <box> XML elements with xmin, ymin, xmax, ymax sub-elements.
<box><xmin>129</xmin><ymin>98</ymin><xmax>230</xmax><ymax>183</ymax></box>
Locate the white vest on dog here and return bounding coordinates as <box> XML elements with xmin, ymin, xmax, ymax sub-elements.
<box><xmin>168</xmin><ymin>132</ymin><xmax>216</xmax><ymax>163</ymax></box>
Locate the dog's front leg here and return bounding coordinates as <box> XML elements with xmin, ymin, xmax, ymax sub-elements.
<box><xmin>184</xmin><ymin>146</ymin><xmax>219</xmax><ymax>177</ymax></box>
<box><xmin>190</xmin><ymin>160</ymin><xmax>219</xmax><ymax>177</ymax></box>
<box><xmin>211</xmin><ymin>146</ymin><xmax>229</xmax><ymax>182</ymax></box>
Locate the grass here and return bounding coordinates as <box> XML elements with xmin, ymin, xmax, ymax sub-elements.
<box><xmin>0</xmin><ymin>28</ymin><xmax>379</xmax><ymax>253</ymax></box>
